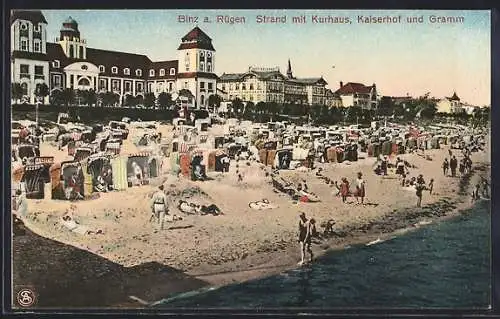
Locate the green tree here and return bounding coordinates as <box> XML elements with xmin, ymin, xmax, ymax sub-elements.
<box><xmin>144</xmin><ymin>92</ymin><xmax>156</xmax><ymax>109</ymax></box>
<box><xmin>135</xmin><ymin>95</ymin><xmax>144</xmax><ymax>107</ymax></box>
<box><xmin>61</xmin><ymin>88</ymin><xmax>75</xmax><ymax>107</ymax></box>
<box><xmin>124</xmin><ymin>94</ymin><xmax>135</xmax><ymax>107</ymax></box>
<box><xmin>34</xmin><ymin>82</ymin><xmax>49</xmax><ymax>104</ymax></box>
<box><xmin>256</xmin><ymin>101</ymin><xmax>266</xmax><ymax>114</ymax></box>
<box><xmin>244</xmin><ymin>101</ymin><xmax>255</xmax><ymax>120</ymax></box>
<box><xmin>345</xmin><ymin>106</ymin><xmax>362</xmax><ymax>123</ymax></box>
<box><xmin>11</xmin><ymin>82</ymin><xmax>24</xmax><ymax>104</ymax></box>
<box><xmin>81</xmin><ymin>89</ymin><xmax>97</xmax><ymax>106</ymax></box>
<box><xmin>377</xmin><ymin>96</ymin><xmax>395</xmax><ymax>117</ymax></box>
<box><xmin>311</xmin><ymin>104</ymin><xmax>322</xmax><ymax>122</ymax></box>
<box><xmin>157</xmin><ymin>92</ymin><xmax>173</xmax><ymax>110</ymax></box>
<box><xmin>49</xmin><ymin>89</ymin><xmax>64</xmax><ymax>106</ymax></box>
<box><xmin>208</xmin><ymin>94</ymin><xmax>222</xmax><ymax>112</ymax></box>
<box><xmin>268</xmin><ymin>102</ymin><xmax>279</xmax><ymax>121</ymax></box>
<box><xmin>231</xmin><ymin>98</ymin><xmax>244</xmax><ymax>119</ymax></box>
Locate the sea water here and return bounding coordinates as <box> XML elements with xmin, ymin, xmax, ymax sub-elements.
<box><xmin>156</xmin><ymin>200</ymin><xmax>491</xmax><ymax>308</ymax></box>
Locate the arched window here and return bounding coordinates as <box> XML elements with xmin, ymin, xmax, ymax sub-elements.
<box><xmin>99</xmin><ymin>65</ymin><xmax>105</xmax><ymax>72</ymax></box>
<box><xmin>78</xmin><ymin>78</ymin><xmax>90</xmax><ymax>86</ymax></box>
<box><xmin>21</xmin><ymin>83</ymin><xmax>28</xmax><ymax>95</ymax></box>
<box><xmin>200</xmin><ymin>62</ymin><xmax>205</xmax><ymax>71</ymax></box>
<box><xmin>200</xmin><ymin>95</ymin><xmax>205</xmax><ymax>105</ymax></box>
<box><xmin>160</xmin><ymin>69</ymin><xmax>165</xmax><ymax>76</ymax></box>
<box><xmin>136</xmin><ymin>69</ymin><xmax>142</xmax><ymax>76</ymax></box>
<box><xmin>170</xmin><ymin>68</ymin><xmax>175</xmax><ymax>75</ymax></box>
<box><xmin>149</xmin><ymin>69</ymin><xmax>155</xmax><ymax>77</ymax></box>
<box><xmin>207</xmin><ymin>63</ymin><xmax>212</xmax><ymax>72</ymax></box>
<box><xmin>111</xmin><ymin>66</ymin><xmax>118</xmax><ymax>74</ymax></box>
<box><xmin>124</xmin><ymin>68</ymin><xmax>130</xmax><ymax>75</ymax></box>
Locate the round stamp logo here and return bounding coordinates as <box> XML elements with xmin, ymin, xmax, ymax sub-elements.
<box><xmin>16</xmin><ymin>288</ymin><xmax>36</xmax><ymax>307</ymax></box>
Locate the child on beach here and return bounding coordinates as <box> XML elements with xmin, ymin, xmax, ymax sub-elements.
<box><xmin>340</xmin><ymin>178</ymin><xmax>350</xmax><ymax>203</ymax></box>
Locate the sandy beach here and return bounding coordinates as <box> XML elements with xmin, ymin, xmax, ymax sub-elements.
<box><xmin>12</xmin><ymin>123</ymin><xmax>490</xmax><ymax>308</ymax></box>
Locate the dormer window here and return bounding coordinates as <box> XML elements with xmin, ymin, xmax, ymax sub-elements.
<box><xmin>160</xmin><ymin>69</ymin><xmax>165</xmax><ymax>76</ymax></box>
<box><xmin>136</xmin><ymin>69</ymin><xmax>142</xmax><ymax>76</ymax></box>
<box><xmin>149</xmin><ymin>69</ymin><xmax>155</xmax><ymax>77</ymax></box>
<box><xmin>33</xmin><ymin>40</ymin><xmax>41</xmax><ymax>53</ymax></box>
<box><xmin>34</xmin><ymin>24</ymin><xmax>41</xmax><ymax>32</ymax></box>
<box><xmin>111</xmin><ymin>66</ymin><xmax>118</xmax><ymax>74</ymax></box>
<box><xmin>99</xmin><ymin>65</ymin><xmax>105</xmax><ymax>73</ymax></box>
<box><xmin>170</xmin><ymin>68</ymin><xmax>175</xmax><ymax>75</ymax></box>
<box><xmin>124</xmin><ymin>68</ymin><xmax>130</xmax><ymax>75</ymax></box>
<box><xmin>53</xmin><ymin>60</ymin><xmax>60</xmax><ymax>68</ymax></box>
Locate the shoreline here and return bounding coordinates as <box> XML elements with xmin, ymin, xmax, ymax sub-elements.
<box><xmin>123</xmin><ymin>169</ymin><xmax>489</xmax><ymax>307</ymax></box>
<box><xmin>13</xmin><ymin>134</ymin><xmax>490</xmax><ymax>308</ymax></box>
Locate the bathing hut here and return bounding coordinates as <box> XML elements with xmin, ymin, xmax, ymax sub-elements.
<box><xmin>12</xmin><ymin>157</ymin><xmax>53</xmax><ymax>199</ymax></box>
<box><xmin>49</xmin><ymin>160</ymin><xmax>85</xmax><ymax>200</ymax></box>
<box><xmin>273</xmin><ymin>148</ymin><xmax>293</xmax><ymax>169</ymax></box>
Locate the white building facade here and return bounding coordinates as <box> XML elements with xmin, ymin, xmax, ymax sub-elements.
<box><xmin>10</xmin><ymin>10</ymin><xmax>218</xmax><ymax>108</ymax></box>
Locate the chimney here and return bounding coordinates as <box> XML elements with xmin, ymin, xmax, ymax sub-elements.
<box><xmin>339</xmin><ymin>81</ymin><xmax>343</xmax><ymax>88</ymax></box>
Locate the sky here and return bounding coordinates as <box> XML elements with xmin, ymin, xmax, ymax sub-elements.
<box><xmin>41</xmin><ymin>10</ymin><xmax>491</xmax><ymax>106</ymax></box>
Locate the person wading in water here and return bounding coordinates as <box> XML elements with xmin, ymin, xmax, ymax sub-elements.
<box><xmin>298</xmin><ymin>212</ymin><xmax>314</xmax><ymax>265</ymax></box>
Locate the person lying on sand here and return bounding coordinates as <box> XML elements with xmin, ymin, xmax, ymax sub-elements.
<box><xmin>194</xmin><ymin>204</ymin><xmax>224</xmax><ymax>216</ymax></box>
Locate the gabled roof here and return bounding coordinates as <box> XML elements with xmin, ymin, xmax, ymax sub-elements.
<box><xmin>11</xmin><ymin>10</ymin><xmax>47</xmax><ymax>25</ymax></box>
<box><xmin>178</xmin><ymin>27</ymin><xmax>215</xmax><ymax>51</ymax></box>
<box><xmin>335</xmin><ymin>82</ymin><xmax>374</xmax><ymax>95</ymax></box>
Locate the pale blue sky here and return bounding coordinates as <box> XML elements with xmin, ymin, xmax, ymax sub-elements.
<box><xmin>41</xmin><ymin>10</ymin><xmax>491</xmax><ymax>105</ymax></box>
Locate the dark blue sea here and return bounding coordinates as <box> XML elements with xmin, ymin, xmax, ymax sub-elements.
<box><xmin>156</xmin><ymin>200</ymin><xmax>491</xmax><ymax>309</ymax></box>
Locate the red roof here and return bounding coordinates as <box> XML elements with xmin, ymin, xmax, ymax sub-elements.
<box><xmin>182</xmin><ymin>26</ymin><xmax>212</xmax><ymax>42</ymax></box>
<box><xmin>178</xmin><ymin>27</ymin><xmax>215</xmax><ymax>51</ymax></box>
<box><xmin>334</xmin><ymin>82</ymin><xmax>374</xmax><ymax>95</ymax></box>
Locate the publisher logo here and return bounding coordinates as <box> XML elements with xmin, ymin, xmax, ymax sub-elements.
<box><xmin>16</xmin><ymin>288</ymin><xmax>36</xmax><ymax>307</ymax></box>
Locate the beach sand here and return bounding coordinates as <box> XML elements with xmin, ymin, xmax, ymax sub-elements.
<box><xmin>12</xmin><ymin>124</ymin><xmax>491</xmax><ymax>308</ymax></box>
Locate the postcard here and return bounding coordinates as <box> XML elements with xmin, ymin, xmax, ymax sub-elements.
<box><xmin>9</xmin><ymin>9</ymin><xmax>491</xmax><ymax>310</ymax></box>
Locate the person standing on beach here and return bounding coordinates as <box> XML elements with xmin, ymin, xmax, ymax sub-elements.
<box><xmin>428</xmin><ymin>178</ymin><xmax>434</xmax><ymax>195</ymax></box>
<box><xmin>340</xmin><ymin>178</ymin><xmax>350</xmax><ymax>203</ymax></box>
<box><xmin>355</xmin><ymin>172</ymin><xmax>366</xmax><ymax>205</ymax></box>
<box><xmin>298</xmin><ymin>212</ymin><xmax>314</xmax><ymax>265</ymax></box>
<box><xmin>151</xmin><ymin>185</ymin><xmax>169</xmax><ymax>230</ymax></box>
<box><xmin>442</xmin><ymin>158</ymin><xmax>449</xmax><ymax>176</ymax></box>
<box><xmin>450</xmin><ymin>156</ymin><xmax>458</xmax><ymax>177</ymax></box>
<box><xmin>381</xmin><ymin>156</ymin><xmax>388</xmax><ymax>176</ymax></box>
<box><xmin>416</xmin><ymin>182</ymin><xmax>425</xmax><ymax>207</ymax></box>
<box><xmin>15</xmin><ymin>189</ymin><xmax>28</xmax><ymax>218</ymax></box>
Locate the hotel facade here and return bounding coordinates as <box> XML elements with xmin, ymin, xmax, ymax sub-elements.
<box><xmin>217</xmin><ymin>60</ymin><xmax>329</xmax><ymax>106</ymax></box>
<box><xmin>10</xmin><ymin>10</ymin><xmax>217</xmax><ymax>108</ymax></box>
